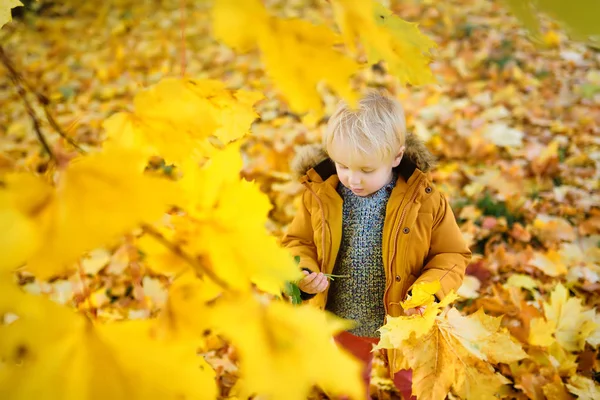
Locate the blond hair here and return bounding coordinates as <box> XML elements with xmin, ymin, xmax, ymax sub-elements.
<box><xmin>324</xmin><ymin>91</ymin><xmax>406</xmax><ymax>164</ymax></box>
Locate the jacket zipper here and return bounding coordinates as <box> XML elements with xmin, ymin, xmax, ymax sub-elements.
<box><xmin>383</xmin><ymin>177</ymin><xmax>424</xmax><ymax>314</ymax></box>
<box><xmin>383</xmin><ymin>177</ymin><xmax>423</xmax><ymax>377</ymax></box>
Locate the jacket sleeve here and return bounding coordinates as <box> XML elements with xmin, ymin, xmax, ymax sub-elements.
<box><xmin>412</xmin><ymin>193</ymin><xmax>471</xmax><ymax>300</ymax></box>
<box><xmin>281</xmin><ymin>189</ymin><xmax>321</xmax><ymax>275</ymax></box>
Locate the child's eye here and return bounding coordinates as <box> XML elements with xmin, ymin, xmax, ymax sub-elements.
<box><xmin>362</xmin><ymin>169</ymin><xmax>374</xmax><ymax>173</ymax></box>
<box><xmin>337</xmin><ymin>164</ymin><xmax>348</xmax><ymax>170</ymax></box>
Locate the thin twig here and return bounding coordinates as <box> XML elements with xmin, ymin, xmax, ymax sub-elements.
<box><xmin>126</xmin><ymin>234</ymin><xmax>149</xmax><ymax>314</ymax></box>
<box><xmin>0</xmin><ymin>45</ymin><xmax>84</xmax><ymax>154</ymax></box>
<box><xmin>179</xmin><ymin>0</ymin><xmax>186</xmax><ymax>77</ymax></box>
<box><xmin>42</xmin><ymin>103</ymin><xmax>86</xmax><ymax>152</ymax></box>
<box><xmin>142</xmin><ymin>224</ymin><xmax>230</xmax><ymax>290</ymax></box>
<box><xmin>0</xmin><ymin>46</ymin><xmax>56</xmax><ymax>161</ymax></box>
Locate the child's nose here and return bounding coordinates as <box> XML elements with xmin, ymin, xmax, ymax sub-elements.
<box><xmin>348</xmin><ymin>172</ymin><xmax>361</xmax><ymax>185</ymax></box>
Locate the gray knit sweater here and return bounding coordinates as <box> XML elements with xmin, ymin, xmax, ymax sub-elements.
<box><xmin>325</xmin><ymin>176</ymin><xmax>396</xmax><ymax>337</ymax></box>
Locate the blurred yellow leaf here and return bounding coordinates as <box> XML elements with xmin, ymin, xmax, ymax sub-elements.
<box><xmin>0</xmin><ymin>0</ymin><xmax>21</xmax><ymax>28</ymax></box>
<box><xmin>0</xmin><ymin>288</ymin><xmax>217</xmax><ymax>400</ymax></box>
<box><xmin>528</xmin><ymin>250</ymin><xmax>568</xmax><ymax>277</ymax></box>
<box><xmin>104</xmin><ymin>78</ymin><xmax>262</xmax><ymax>164</ymax></box>
<box><xmin>176</xmin><ymin>143</ymin><xmax>301</xmax><ymax>293</ymax></box>
<box><xmin>566</xmin><ymin>376</ymin><xmax>600</xmax><ymax>400</ymax></box>
<box><xmin>212</xmin><ymin>0</ymin><xmax>360</xmax><ymax>115</ymax></box>
<box><xmin>153</xmin><ymin>271</ymin><xmax>223</xmax><ymax>341</ymax></box>
<box><xmin>503</xmin><ymin>0</ymin><xmax>600</xmax><ymax>40</ymax></box>
<box><xmin>211</xmin><ymin>0</ymin><xmax>266</xmax><ymax>52</ymax></box>
<box><xmin>543</xmin><ymin>30</ymin><xmax>561</xmax><ymax>47</ymax></box>
<box><xmin>0</xmin><ymin>173</ymin><xmax>52</xmax><ymax>273</ymax></box>
<box><xmin>258</xmin><ymin>17</ymin><xmax>360</xmax><ymax>115</ymax></box>
<box><xmin>538</xmin><ymin>284</ymin><xmax>598</xmax><ymax>351</ymax></box>
<box><xmin>208</xmin><ymin>294</ymin><xmax>364</xmax><ymax>400</ymax></box>
<box><xmin>0</xmin><ymin>149</ymin><xmax>177</xmax><ymax>279</ymax></box>
<box><xmin>331</xmin><ymin>0</ymin><xmax>437</xmax><ymax>85</ymax></box>
<box><xmin>457</xmin><ymin>275</ymin><xmax>481</xmax><ymax>299</ymax></box>
<box><xmin>504</xmin><ymin>274</ymin><xmax>540</xmax><ymax>291</ymax></box>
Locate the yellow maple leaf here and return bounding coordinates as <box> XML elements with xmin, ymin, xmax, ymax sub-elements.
<box><xmin>207</xmin><ymin>294</ymin><xmax>364</xmax><ymax>400</ymax></box>
<box><xmin>504</xmin><ymin>273</ymin><xmax>540</xmax><ymax>291</ymax></box>
<box><xmin>211</xmin><ymin>0</ymin><xmax>267</xmax><ymax>52</ymax></box>
<box><xmin>0</xmin><ymin>173</ymin><xmax>52</xmax><ymax>273</ymax></box>
<box><xmin>539</xmin><ymin>283</ymin><xmax>598</xmax><ymax>351</ymax></box>
<box><xmin>136</xmin><ymin>216</ymin><xmax>190</xmax><ymax>277</ymax></box>
<box><xmin>104</xmin><ymin>78</ymin><xmax>262</xmax><ymax>164</ymax></box>
<box><xmin>211</xmin><ymin>0</ymin><xmax>360</xmax><ymax>116</ymax></box>
<box><xmin>566</xmin><ymin>375</ymin><xmax>600</xmax><ymax>400</ymax></box>
<box><xmin>527</xmin><ymin>342</ymin><xmax>579</xmax><ymax>377</ymax></box>
<box><xmin>457</xmin><ymin>275</ymin><xmax>481</xmax><ymax>299</ymax></box>
<box><xmin>542</xmin><ymin>379</ymin><xmax>575</xmax><ymax>400</ymax></box>
<box><xmin>453</xmin><ymin>364</ymin><xmax>512</xmax><ymax>400</ymax></box>
<box><xmin>0</xmin><ymin>0</ymin><xmax>22</xmax><ymax>29</ymax></box>
<box><xmin>528</xmin><ymin>249</ymin><xmax>568</xmax><ymax>277</ymax></box>
<box><xmin>446</xmin><ymin>308</ymin><xmax>527</xmax><ymax>364</ymax></box>
<box><xmin>331</xmin><ymin>0</ymin><xmax>437</xmax><ymax>86</ymax></box>
<box><xmin>213</xmin><ymin>89</ymin><xmax>264</xmax><ymax>143</ymax></box>
<box><xmin>175</xmin><ymin>143</ymin><xmax>301</xmax><ymax>293</ymax></box>
<box><xmin>153</xmin><ymin>271</ymin><xmax>223</xmax><ymax>342</ymax></box>
<box><xmin>381</xmin><ymin>304</ymin><xmax>526</xmax><ymax>400</ymax></box>
<box><xmin>377</xmin><ymin>289</ymin><xmax>458</xmax><ymax>351</ymax></box>
<box><xmin>401</xmin><ymin>280</ymin><xmax>442</xmax><ymax>309</ymax></box>
<box><xmin>0</xmin><ymin>287</ymin><xmax>217</xmax><ymax>399</ymax></box>
<box><xmin>529</xmin><ymin>317</ymin><xmax>556</xmax><ymax>347</ymax></box>
<box><xmin>258</xmin><ymin>17</ymin><xmax>360</xmax><ymax>115</ymax></box>
<box><xmin>0</xmin><ymin>149</ymin><xmax>177</xmax><ymax>279</ymax></box>
<box><xmin>587</xmin><ymin>312</ymin><xmax>600</xmax><ymax>347</ymax></box>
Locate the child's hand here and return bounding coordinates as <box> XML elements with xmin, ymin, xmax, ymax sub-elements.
<box><xmin>297</xmin><ymin>271</ymin><xmax>329</xmax><ymax>294</ymax></box>
<box><xmin>404</xmin><ymin>306</ymin><xmax>426</xmax><ymax>316</ymax></box>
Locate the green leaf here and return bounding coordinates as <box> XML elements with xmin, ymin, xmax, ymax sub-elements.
<box><xmin>284</xmin><ymin>281</ymin><xmax>302</xmax><ymax>305</ymax></box>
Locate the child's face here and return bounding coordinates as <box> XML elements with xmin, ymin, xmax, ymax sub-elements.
<box><xmin>330</xmin><ymin>148</ymin><xmax>404</xmax><ymax>197</ymax></box>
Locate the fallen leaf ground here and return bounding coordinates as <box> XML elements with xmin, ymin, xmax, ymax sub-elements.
<box><xmin>1</xmin><ymin>0</ymin><xmax>599</xmax><ymax>399</ymax></box>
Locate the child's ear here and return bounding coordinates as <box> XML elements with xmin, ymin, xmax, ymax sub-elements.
<box><xmin>392</xmin><ymin>146</ymin><xmax>405</xmax><ymax>167</ymax></box>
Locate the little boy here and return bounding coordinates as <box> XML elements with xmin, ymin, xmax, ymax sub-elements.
<box><xmin>281</xmin><ymin>92</ymin><xmax>471</xmax><ymax>399</ymax></box>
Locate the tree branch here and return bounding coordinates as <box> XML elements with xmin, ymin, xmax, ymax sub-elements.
<box><xmin>0</xmin><ymin>45</ymin><xmax>85</xmax><ymax>157</ymax></box>
<box><xmin>0</xmin><ymin>46</ymin><xmax>56</xmax><ymax>161</ymax></box>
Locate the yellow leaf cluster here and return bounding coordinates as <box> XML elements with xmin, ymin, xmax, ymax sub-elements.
<box><xmin>378</xmin><ymin>285</ymin><xmax>526</xmax><ymax>400</ymax></box>
<box><xmin>0</xmin><ymin>283</ymin><xmax>217</xmax><ymax>400</ymax></box>
<box><xmin>377</xmin><ymin>287</ymin><xmax>456</xmax><ymax>350</ymax></box>
<box><xmin>207</xmin><ymin>294</ymin><xmax>364</xmax><ymax>400</ymax></box>
<box><xmin>212</xmin><ymin>0</ymin><xmax>437</xmax><ymax>115</ymax></box>
<box><xmin>528</xmin><ymin>283</ymin><xmax>598</xmax><ymax>351</ymax></box>
<box><xmin>401</xmin><ymin>280</ymin><xmax>442</xmax><ymax>309</ymax></box>
<box><xmin>212</xmin><ymin>0</ymin><xmax>360</xmax><ymax>116</ymax></box>
<box><xmin>331</xmin><ymin>0</ymin><xmax>437</xmax><ymax>86</ymax></box>
<box><xmin>138</xmin><ymin>142</ymin><xmax>302</xmax><ymax>294</ymax></box>
<box><xmin>103</xmin><ymin>78</ymin><xmax>263</xmax><ymax>164</ymax></box>
<box><xmin>1</xmin><ymin>66</ymin><xmax>368</xmax><ymax>399</ymax></box>
<box><xmin>0</xmin><ymin>149</ymin><xmax>176</xmax><ymax>279</ymax></box>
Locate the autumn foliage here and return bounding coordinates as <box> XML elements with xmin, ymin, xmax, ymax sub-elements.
<box><xmin>1</xmin><ymin>0</ymin><xmax>600</xmax><ymax>400</ymax></box>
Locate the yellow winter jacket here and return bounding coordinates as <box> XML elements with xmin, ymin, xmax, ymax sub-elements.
<box><xmin>281</xmin><ymin>133</ymin><xmax>472</xmax><ymax>372</ymax></box>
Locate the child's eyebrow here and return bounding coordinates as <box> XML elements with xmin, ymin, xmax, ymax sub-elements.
<box><xmin>334</xmin><ymin>160</ymin><xmax>376</xmax><ymax>170</ymax></box>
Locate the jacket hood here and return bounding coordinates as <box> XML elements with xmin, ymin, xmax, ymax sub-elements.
<box><xmin>291</xmin><ymin>132</ymin><xmax>437</xmax><ymax>181</ymax></box>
